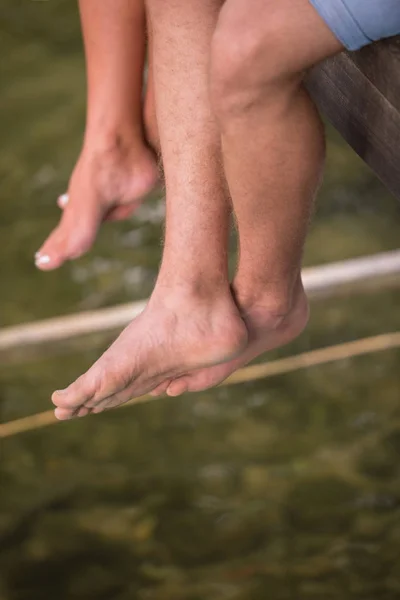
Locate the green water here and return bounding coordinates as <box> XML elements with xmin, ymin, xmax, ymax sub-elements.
<box><xmin>1</xmin><ymin>2</ymin><xmax>400</xmax><ymax>599</ymax></box>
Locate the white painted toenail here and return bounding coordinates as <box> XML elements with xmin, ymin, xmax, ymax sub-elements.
<box><xmin>59</xmin><ymin>193</ymin><xmax>69</xmax><ymax>207</ymax></box>
<box><xmin>35</xmin><ymin>255</ymin><xmax>51</xmax><ymax>266</ymax></box>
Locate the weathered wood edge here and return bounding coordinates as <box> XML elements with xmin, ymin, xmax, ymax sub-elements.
<box><xmin>306</xmin><ymin>37</ymin><xmax>400</xmax><ymax>202</ymax></box>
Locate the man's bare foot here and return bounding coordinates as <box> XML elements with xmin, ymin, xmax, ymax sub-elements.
<box><xmin>51</xmin><ymin>286</ymin><xmax>248</xmax><ymax>420</ymax></box>
<box><xmin>35</xmin><ymin>137</ymin><xmax>159</xmax><ymax>271</ymax></box>
<box><xmin>150</xmin><ymin>281</ymin><xmax>309</xmax><ymax>397</ymax></box>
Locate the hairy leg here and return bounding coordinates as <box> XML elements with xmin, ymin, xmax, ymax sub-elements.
<box><xmin>161</xmin><ymin>0</ymin><xmax>344</xmax><ymax>396</ymax></box>
<box><xmin>36</xmin><ymin>0</ymin><xmax>159</xmax><ymax>271</ymax></box>
<box><xmin>52</xmin><ymin>0</ymin><xmax>247</xmax><ymax>420</ymax></box>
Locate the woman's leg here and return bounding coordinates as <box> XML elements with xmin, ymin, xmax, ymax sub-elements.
<box><xmin>36</xmin><ymin>0</ymin><xmax>159</xmax><ymax>271</ymax></box>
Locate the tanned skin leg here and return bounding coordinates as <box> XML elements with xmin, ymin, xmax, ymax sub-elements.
<box><xmin>36</xmin><ymin>0</ymin><xmax>159</xmax><ymax>271</ymax></box>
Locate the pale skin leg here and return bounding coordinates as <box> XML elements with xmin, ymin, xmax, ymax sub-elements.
<box><xmin>36</xmin><ymin>0</ymin><xmax>159</xmax><ymax>271</ymax></box>
<box><xmin>52</xmin><ymin>0</ymin><xmax>247</xmax><ymax>420</ymax></box>
<box><xmin>153</xmin><ymin>0</ymin><xmax>344</xmax><ymax>396</ymax></box>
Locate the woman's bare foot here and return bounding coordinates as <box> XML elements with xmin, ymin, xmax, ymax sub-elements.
<box><xmin>150</xmin><ymin>281</ymin><xmax>310</xmax><ymax>397</ymax></box>
<box><xmin>35</xmin><ymin>135</ymin><xmax>159</xmax><ymax>271</ymax></box>
<box><xmin>51</xmin><ymin>285</ymin><xmax>248</xmax><ymax>420</ymax></box>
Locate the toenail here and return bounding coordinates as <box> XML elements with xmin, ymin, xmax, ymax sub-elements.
<box><xmin>59</xmin><ymin>193</ymin><xmax>69</xmax><ymax>207</ymax></box>
<box><xmin>55</xmin><ymin>388</ymin><xmax>67</xmax><ymax>395</ymax></box>
<box><xmin>54</xmin><ymin>411</ymin><xmax>72</xmax><ymax>421</ymax></box>
<box><xmin>168</xmin><ymin>388</ymin><xmax>185</xmax><ymax>397</ymax></box>
<box><xmin>35</xmin><ymin>254</ymin><xmax>51</xmax><ymax>266</ymax></box>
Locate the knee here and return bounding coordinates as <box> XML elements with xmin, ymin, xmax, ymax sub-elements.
<box><xmin>210</xmin><ymin>3</ymin><xmax>300</xmax><ymax>117</ymax></box>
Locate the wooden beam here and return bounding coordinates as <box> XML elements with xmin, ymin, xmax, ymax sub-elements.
<box><xmin>306</xmin><ymin>37</ymin><xmax>400</xmax><ymax>201</ymax></box>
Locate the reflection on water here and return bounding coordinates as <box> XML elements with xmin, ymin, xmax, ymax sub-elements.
<box><xmin>1</xmin><ymin>2</ymin><xmax>400</xmax><ymax>598</ymax></box>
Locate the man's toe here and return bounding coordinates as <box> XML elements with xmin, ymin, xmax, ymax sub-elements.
<box><xmin>166</xmin><ymin>378</ymin><xmax>189</xmax><ymax>397</ymax></box>
<box><xmin>149</xmin><ymin>381</ymin><xmax>171</xmax><ymax>397</ymax></box>
<box><xmin>54</xmin><ymin>407</ymin><xmax>75</xmax><ymax>421</ymax></box>
<box><xmin>52</xmin><ymin>372</ymin><xmax>96</xmax><ymax>410</ymax></box>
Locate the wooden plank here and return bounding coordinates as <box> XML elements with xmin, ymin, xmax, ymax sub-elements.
<box><xmin>306</xmin><ymin>37</ymin><xmax>400</xmax><ymax>201</ymax></box>
<box><xmin>350</xmin><ymin>37</ymin><xmax>400</xmax><ymax>108</ymax></box>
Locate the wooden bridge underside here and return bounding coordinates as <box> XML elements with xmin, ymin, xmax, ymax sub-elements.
<box><xmin>307</xmin><ymin>36</ymin><xmax>400</xmax><ymax>202</ymax></box>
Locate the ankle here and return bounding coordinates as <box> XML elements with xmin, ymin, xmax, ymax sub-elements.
<box><xmin>154</xmin><ymin>273</ymin><xmax>232</xmax><ymax>306</ymax></box>
<box><xmin>233</xmin><ymin>275</ymin><xmax>305</xmax><ymax>319</ymax></box>
<box><xmin>149</xmin><ymin>276</ymin><xmax>248</xmax><ymax>364</ymax></box>
<box><xmin>83</xmin><ymin>124</ymin><xmax>147</xmax><ymax>157</ymax></box>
